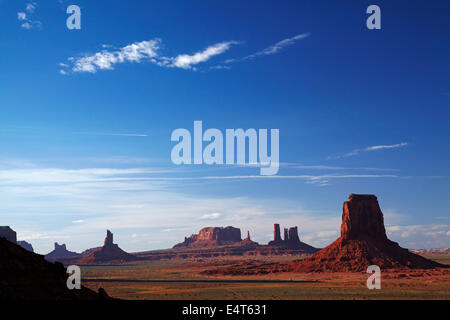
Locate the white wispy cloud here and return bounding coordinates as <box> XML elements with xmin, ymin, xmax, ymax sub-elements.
<box><xmin>386</xmin><ymin>224</ymin><xmax>450</xmax><ymax>249</ymax></box>
<box><xmin>17</xmin><ymin>2</ymin><xmax>41</xmax><ymax>29</ymax></box>
<box><xmin>329</xmin><ymin>142</ymin><xmax>408</xmax><ymax>159</ymax></box>
<box><xmin>65</xmin><ymin>39</ymin><xmax>161</xmax><ymax>73</ymax></box>
<box><xmin>61</xmin><ymin>39</ymin><xmax>238</xmax><ymax>74</ymax></box>
<box><xmin>200</xmin><ymin>212</ymin><xmax>223</xmax><ymax>220</ymax></box>
<box><xmin>17</xmin><ymin>12</ymin><xmax>27</xmax><ymax>20</ymax></box>
<box><xmin>26</xmin><ymin>2</ymin><xmax>36</xmax><ymax>13</ymax></box>
<box><xmin>170</xmin><ymin>41</ymin><xmax>239</xmax><ymax>70</ymax></box>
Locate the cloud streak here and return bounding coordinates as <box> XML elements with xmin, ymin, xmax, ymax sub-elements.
<box><xmin>240</xmin><ymin>33</ymin><xmax>309</xmax><ymax>61</ymax></box>
<box><xmin>329</xmin><ymin>142</ymin><xmax>408</xmax><ymax>159</ymax></box>
<box><xmin>365</xmin><ymin>142</ymin><xmax>408</xmax><ymax>151</ymax></box>
<box><xmin>73</xmin><ymin>131</ymin><xmax>149</xmax><ymax>137</ymax></box>
<box><xmin>223</xmin><ymin>33</ymin><xmax>310</xmax><ymax>65</ymax></box>
<box><xmin>170</xmin><ymin>41</ymin><xmax>239</xmax><ymax>70</ymax></box>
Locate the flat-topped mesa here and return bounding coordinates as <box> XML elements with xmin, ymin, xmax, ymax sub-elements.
<box><xmin>197</xmin><ymin>227</ymin><xmax>241</xmax><ymax>242</ymax></box>
<box><xmin>174</xmin><ymin>226</ymin><xmax>242</xmax><ymax>248</ymax></box>
<box><xmin>341</xmin><ymin>193</ymin><xmax>387</xmax><ymax>241</ymax></box>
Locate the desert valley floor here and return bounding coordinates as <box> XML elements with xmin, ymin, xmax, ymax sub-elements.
<box><xmin>80</xmin><ymin>253</ymin><xmax>450</xmax><ymax>300</ymax></box>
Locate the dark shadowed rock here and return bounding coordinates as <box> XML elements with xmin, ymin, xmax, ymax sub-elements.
<box><xmin>0</xmin><ymin>237</ymin><xmax>108</xmax><ymax>300</ymax></box>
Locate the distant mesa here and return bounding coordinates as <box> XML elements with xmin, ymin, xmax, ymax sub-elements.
<box><xmin>291</xmin><ymin>194</ymin><xmax>444</xmax><ymax>272</ymax></box>
<box><xmin>17</xmin><ymin>241</ymin><xmax>34</xmax><ymax>252</ymax></box>
<box><xmin>166</xmin><ymin>225</ymin><xmax>316</xmax><ymax>262</ymax></box>
<box><xmin>268</xmin><ymin>223</ymin><xmax>317</xmax><ymax>252</ymax></box>
<box><xmin>45</xmin><ymin>242</ymin><xmax>81</xmax><ymax>262</ymax></box>
<box><xmin>174</xmin><ymin>226</ymin><xmax>243</xmax><ymax>248</ymax></box>
<box><xmin>75</xmin><ymin>230</ymin><xmax>137</xmax><ymax>264</ymax></box>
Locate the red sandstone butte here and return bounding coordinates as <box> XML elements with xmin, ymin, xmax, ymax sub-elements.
<box><xmin>76</xmin><ymin>230</ymin><xmax>137</xmax><ymax>264</ymax></box>
<box><xmin>268</xmin><ymin>224</ymin><xmax>317</xmax><ymax>252</ymax></box>
<box><xmin>291</xmin><ymin>194</ymin><xmax>443</xmax><ymax>272</ymax></box>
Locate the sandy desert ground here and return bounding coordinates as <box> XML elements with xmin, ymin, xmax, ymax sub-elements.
<box><xmin>80</xmin><ymin>253</ymin><xmax>450</xmax><ymax>300</ymax></box>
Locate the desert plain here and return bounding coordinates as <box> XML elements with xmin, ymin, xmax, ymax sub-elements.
<box><xmin>80</xmin><ymin>252</ymin><xmax>450</xmax><ymax>300</ymax></box>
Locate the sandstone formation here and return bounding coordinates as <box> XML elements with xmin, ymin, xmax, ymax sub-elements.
<box><xmin>0</xmin><ymin>237</ymin><xmax>108</xmax><ymax>300</ymax></box>
<box><xmin>268</xmin><ymin>224</ymin><xmax>317</xmax><ymax>252</ymax></box>
<box><xmin>240</xmin><ymin>231</ymin><xmax>259</xmax><ymax>246</ymax></box>
<box><xmin>0</xmin><ymin>226</ymin><xmax>17</xmax><ymax>243</ymax></box>
<box><xmin>137</xmin><ymin>225</ymin><xmax>316</xmax><ymax>261</ymax></box>
<box><xmin>291</xmin><ymin>194</ymin><xmax>443</xmax><ymax>272</ymax></box>
<box><xmin>174</xmin><ymin>226</ymin><xmax>242</xmax><ymax>248</ymax></box>
<box><xmin>75</xmin><ymin>230</ymin><xmax>137</xmax><ymax>264</ymax></box>
<box><xmin>45</xmin><ymin>242</ymin><xmax>82</xmax><ymax>262</ymax></box>
<box><xmin>17</xmin><ymin>241</ymin><xmax>34</xmax><ymax>252</ymax></box>
<box><xmin>273</xmin><ymin>224</ymin><xmax>282</xmax><ymax>242</ymax></box>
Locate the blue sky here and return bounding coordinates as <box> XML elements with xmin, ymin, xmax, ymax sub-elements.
<box><xmin>0</xmin><ymin>0</ymin><xmax>449</xmax><ymax>253</ymax></box>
